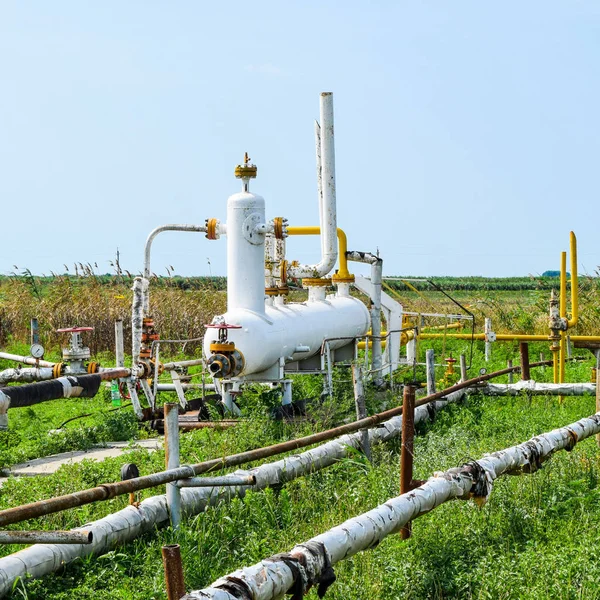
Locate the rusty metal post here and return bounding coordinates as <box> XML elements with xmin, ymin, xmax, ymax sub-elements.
<box><xmin>519</xmin><ymin>342</ymin><xmax>530</xmax><ymax>381</ymax></box>
<box><xmin>165</xmin><ymin>403</ymin><xmax>181</xmax><ymax>529</ymax></box>
<box><xmin>400</xmin><ymin>384</ymin><xmax>416</xmax><ymax>539</ymax></box>
<box><xmin>352</xmin><ymin>365</ymin><xmax>371</xmax><ymax>462</ymax></box>
<box><xmin>507</xmin><ymin>360</ymin><xmax>513</xmax><ymax>384</ymax></box>
<box><xmin>162</xmin><ymin>544</ymin><xmax>186</xmax><ymax>600</ymax></box>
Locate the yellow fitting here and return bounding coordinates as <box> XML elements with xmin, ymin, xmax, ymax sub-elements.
<box><xmin>234</xmin><ymin>153</ymin><xmax>257</xmax><ymax>179</ymax></box>
<box><xmin>209</xmin><ymin>341</ymin><xmax>236</xmax><ymax>353</ymax></box>
<box><xmin>302</xmin><ymin>278</ymin><xmax>332</xmax><ymax>287</ymax></box>
<box><xmin>273</xmin><ymin>217</ymin><xmax>285</xmax><ymax>240</ymax></box>
<box><xmin>206</xmin><ymin>218</ymin><xmax>219</xmax><ymax>240</ymax></box>
<box><xmin>86</xmin><ymin>362</ymin><xmax>99</xmax><ymax>374</ymax></box>
<box><xmin>52</xmin><ymin>363</ymin><xmax>64</xmax><ymax>378</ymax></box>
<box><xmin>265</xmin><ymin>287</ymin><xmax>280</xmax><ymax>297</ymax></box>
<box><xmin>287</xmin><ymin>226</ymin><xmax>353</xmax><ymax>281</ymax></box>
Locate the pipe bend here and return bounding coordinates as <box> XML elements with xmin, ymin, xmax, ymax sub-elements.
<box><xmin>287</xmin><ymin>226</ymin><xmax>351</xmax><ymax>279</ymax></box>
<box><xmin>143</xmin><ymin>224</ymin><xmax>207</xmax><ymax>279</ymax></box>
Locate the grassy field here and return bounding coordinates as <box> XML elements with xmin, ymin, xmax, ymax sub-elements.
<box><xmin>0</xmin><ymin>276</ymin><xmax>599</xmax><ymax>598</ymax></box>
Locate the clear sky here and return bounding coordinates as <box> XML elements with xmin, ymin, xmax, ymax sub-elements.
<box><xmin>1</xmin><ymin>1</ymin><xmax>598</xmax><ymax>279</ymax></box>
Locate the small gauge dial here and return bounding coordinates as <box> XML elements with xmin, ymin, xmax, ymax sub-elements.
<box><xmin>30</xmin><ymin>343</ymin><xmax>45</xmax><ymax>359</ymax></box>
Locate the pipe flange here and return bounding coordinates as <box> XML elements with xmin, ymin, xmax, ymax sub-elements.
<box><xmin>302</xmin><ymin>278</ymin><xmax>332</xmax><ymax>287</ymax></box>
<box><xmin>243</xmin><ymin>213</ymin><xmax>264</xmax><ymax>245</ymax></box>
<box><xmin>52</xmin><ymin>363</ymin><xmax>65</xmax><ymax>378</ymax></box>
<box><xmin>332</xmin><ymin>273</ymin><xmax>355</xmax><ymax>284</ymax></box>
<box><xmin>234</xmin><ymin>164</ymin><xmax>258</xmax><ymax>179</ymax></box>
<box><xmin>86</xmin><ymin>362</ymin><xmax>100</xmax><ymax>374</ymax></box>
<box><xmin>265</xmin><ymin>287</ymin><xmax>280</xmax><ymax>297</ymax></box>
<box><xmin>205</xmin><ymin>218</ymin><xmax>220</xmax><ymax>240</ymax></box>
<box><xmin>273</xmin><ymin>217</ymin><xmax>286</xmax><ymax>240</ymax></box>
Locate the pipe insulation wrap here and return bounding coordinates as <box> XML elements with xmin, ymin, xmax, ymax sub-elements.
<box><xmin>0</xmin><ymin>368</ymin><xmax>54</xmax><ymax>386</ymax></box>
<box><xmin>188</xmin><ymin>409</ymin><xmax>600</xmax><ymax>600</ymax></box>
<box><xmin>131</xmin><ymin>277</ymin><xmax>146</xmax><ymax>363</ymax></box>
<box><xmin>479</xmin><ymin>381</ymin><xmax>596</xmax><ymax>396</ymax></box>
<box><xmin>0</xmin><ymin>390</ymin><xmax>466</xmax><ymax>596</ymax></box>
<box><xmin>0</xmin><ymin>375</ymin><xmax>102</xmax><ymax>409</ymax></box>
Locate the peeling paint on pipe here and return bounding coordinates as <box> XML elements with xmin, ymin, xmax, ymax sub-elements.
<box><xmin>478</xmin><ymin>381</ymin><xmax>595</xmax><ymax>396</ymax></box>
<box><xmin>0</xmin><ymin>362</ymin><xmax>548</xmax><ymax>528</ymax></box>
<box><xmin>0</xmin><ymin>531</ymin><xmax>92</xmax><ymax>545</ymax></box>
<box><xmin>288</xmin><ymin>93</ymin><xmax>337</xmax><ymax>279</ymax></box>
<box><xmin>0</xmin><ymin>390</ymin><xmax>469</xmax><ymax>595</ymax></box>
<box><xmin>189</xmin><ymin>409</ymin><xmax>600</xmax><ymax>600</ymax></box>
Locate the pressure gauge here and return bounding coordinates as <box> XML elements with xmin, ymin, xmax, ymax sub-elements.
<box><xmin>30</xmin><ymin>343</ymin><xmax>45</xmax><ymax>359</ymax></box>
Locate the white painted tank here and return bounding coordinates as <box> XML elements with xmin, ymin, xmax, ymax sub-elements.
<box><xmin>203</xmin><ymin>295</ymin><xmax>370</xmax><ymax>378</ymax></box>
<box><xmin>226</xmin><ymin>190</ymin><xmax>266</xmax><ymax>315</ymax></box>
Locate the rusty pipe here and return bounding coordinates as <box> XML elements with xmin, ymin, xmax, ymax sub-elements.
<box><xmin>400</xmin><ymin>385</ymin><xmax>416</xmax><ymax>540</ymax></box>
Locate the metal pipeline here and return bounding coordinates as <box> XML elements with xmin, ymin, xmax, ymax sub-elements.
<box><xmin>287</xmin><ymin>226</ymin><xmax>352</xmax><ymax>280</ymax></box>
<box><xmin>0</xmin><ymin>360</ymin><xmax>552</xmax><ymax>528</ymax></box>
<box><xmin>288</xmin><ymin>93</ymin><xmax>337</xmax><ymax>278</ymax></box>
<box><xmin>143</xmin><ymin>224</ymin><xmax>207</xmax><ymax>280</ymax></box>
<box><xmin>0</xmin><ymin>353</ymin><xmax>55</xmax><ymax>368</ymax></box>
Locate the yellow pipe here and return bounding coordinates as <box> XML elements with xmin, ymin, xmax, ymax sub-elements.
<box><xmin>560</xmin><ymin>251</ymin><xmax>567</xmax><ymax>385</ymax></box>
<box><xmin>567</xmin><ymin>231</ymin><xmax>578</xmax><ymax>328</ymax></box>
<box><xmin>287</xmin><ymin>226</ymin><xmax>352</xmax><ymax>279</ymax></box>
<box><xmin>419</xmin><ymin>333</ymin><xmax>600</xmax><ymax>343</ymax></box>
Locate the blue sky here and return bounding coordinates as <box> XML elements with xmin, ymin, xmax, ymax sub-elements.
<box><xmin>1</xmin><ymin>1</ymin><xmax>598</xmax><ymax>278</ymax></box>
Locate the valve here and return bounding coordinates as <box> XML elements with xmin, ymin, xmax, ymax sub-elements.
<box><xmin>548</xmin><ymin>289</ymin><xmax>567</xmax><ymax>339</ymax></box>
<box><xmin>206</xmin><ymin>323</ymin><xmax>245</xmax><ymax>379</ymax></box>
<box><xmin>441</xmin><ymin>355</ymin><xmax>459</xmax><ymax>387</ymax></box>
<box><xmin>56</xmin><ymin>326</ymin><xmax>95</xmax><ymax>374</ymax></box>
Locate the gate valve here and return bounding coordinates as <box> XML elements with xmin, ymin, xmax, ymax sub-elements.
<box><xmin>56</xmin><ymin>327</ymin><xmax>93</xmax><ymax>369</ymax></box>
<box><xmin>205</xmin><ymin>323</ymin><xmax>245</xmax><ymax>378</ymax></box>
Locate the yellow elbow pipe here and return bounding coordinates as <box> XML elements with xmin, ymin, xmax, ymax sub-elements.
<box><xmin>287</xmin><ymin>226</ymin><xmax>352</xmax><ymax>279</ymax></box>
<box><xmin>567</xmin><ymin>231</ymin><xmax>578</xmax><ymax>328</ymax></box>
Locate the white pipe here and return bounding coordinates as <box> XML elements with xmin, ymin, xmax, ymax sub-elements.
<box><xmin>0</xmin><ymin>353</ymin><xmax>54</xmax><ymax>368</ymax></box>
<box><xmin>165</xmin><ymin>403</ymin><xmax>181</xmax><ymax>529</ymax></box>
<box><xmin>191</xmin><ymin>408</ymin><xmax>600</xmax><ymax>600</ymax></box>
<box><xmin>478</xmin><ymin>381</ymin><xmax>596</xmax><ymax>396</ymax></box>
<box><xmin>0</xmin><ymin>368</ymin><xmax>54</xmax><ymax>386</ymax></box>
<box><xmin>143</xmin><ymin>224</ymin><xmax>207</xmax><ymax>280</ymax></box>
<box><xmin>288</xmin><ymin>93</ymin><xmax>337</xmax><ymax>278</ymax></box>
<box><xmin>370</xmin><ymin>258</ymin><xmax>383</xmax><ymax>385</ymax></box>
<box><xmin>315</xmin><ymin>120</ymin><xmax>325</xmax><ymax>256</ymax></box>
<box><xmin>0</xmin><ymin>389</ymin><xmax>468</xmax><ymax>596</ymax></box>
<box><xmin>131</xmin><ymin>277</ymin><xmax>145</xmax><ymax>366</ymax></box>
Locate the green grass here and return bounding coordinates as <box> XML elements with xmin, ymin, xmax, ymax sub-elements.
<box><xmin>1</xmin><ymin>344</ymin><xmax>599</xmax><ymax>599</ymax></box>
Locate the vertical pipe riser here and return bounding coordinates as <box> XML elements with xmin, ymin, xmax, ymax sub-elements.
<box><xmin>165</xmin><ymin>403</ymin><xmax>182</xmax><ymax>529</ymax></box>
